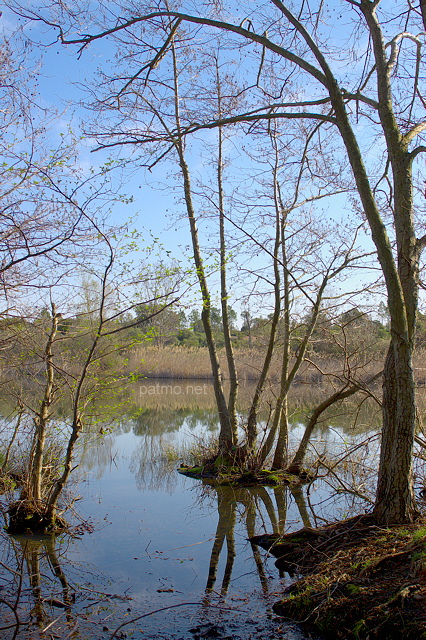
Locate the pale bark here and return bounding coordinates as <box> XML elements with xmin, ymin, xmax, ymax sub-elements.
<box><xmin>271</xmin><ymin>196</ymin><xmax>291</xmax><ymax>470</ymax></box>
<box><xmin>259</xmin><ymin>276</ymin><xmax>328</xmax><ymax>465</ymax></box>
<box><xmin>30</xmin><ymin>0</ymin><xmax>426</xmax><ymax>520</ymax></box>
<box><xmin>170</xmin><ymin>41</ymin><xmax>234</xmax><ymax>450</ymax></box>
<box><xmin>28</xmin><ymin>305</ymin><xmax>59</xmax><ymax>504</ymax></box>
<box><xmin>216</xmin><ymin>89</ymin><xmax>238</xmax><ymax>439</ymax></box>
<box><xmin>246</xmin><ymin>149</ymin><xmax>282</xmax><ymax>450</ymax></box>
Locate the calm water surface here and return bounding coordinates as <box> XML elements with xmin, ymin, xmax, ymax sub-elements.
<box><xmin>0</xmin><ymin>383</ymin><xmax>377</xmax><ymax>640</ymax></box>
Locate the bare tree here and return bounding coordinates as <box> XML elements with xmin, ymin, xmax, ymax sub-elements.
<box><xmin>5</xmin><ymin>235</ymin><xmax>180</xmax><ymax>533</ymax></box>
<box><xmin>8</xmin><ymin>0</ymin><xmax>426</xmax><ymax>523</ymax></box>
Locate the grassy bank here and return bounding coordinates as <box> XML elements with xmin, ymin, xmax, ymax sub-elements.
<box><xmin>252</xmin><ymin>515</ymin><xmax>426</xmax><ymax>639</ymax></box>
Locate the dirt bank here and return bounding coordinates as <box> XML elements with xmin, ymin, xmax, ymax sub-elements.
<box><xmin>251</xmin><ymin>514</ymin><xmax>426</xmax><ymax>639</ymax></box>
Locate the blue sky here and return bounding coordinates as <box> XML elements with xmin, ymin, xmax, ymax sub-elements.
<box><xmin>1</xmin><ymin>2</ymin><xmax>397</xmax><ymax>320</ymax></box>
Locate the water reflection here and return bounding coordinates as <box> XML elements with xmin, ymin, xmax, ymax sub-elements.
<box><xmin>0</xmin><ymin>531</ymin><xmax>78</xmax><ymax>638</ymax></box>
<box><xmin>0</xmin><ymin>380</ymin><xmax>381</xmax><ymax>640</ymax></box>
<box><xmin>203</xmin><ymin>484</ymin><xmax>290</xmax><ymax>598</ymax></box>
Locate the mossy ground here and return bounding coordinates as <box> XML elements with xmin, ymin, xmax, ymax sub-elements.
<box><xmin>178</xmin><ymin>463</ymin><xmax>312</xmax><ymax>487</ymax></box>
<box><xmin>7</xmin><ymin>499</ymin><xmax>68</xmax><ymax>535</ymax></box>
<box><xmin>251</xmin><ymin>514</ymin><xmax>426</xmax><ymax>639</ymax></box>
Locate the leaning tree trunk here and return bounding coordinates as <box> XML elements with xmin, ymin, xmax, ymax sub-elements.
<box><xmin>287</xmin><ymin>375</ymin><xmax>381</xmax><ymax>475</ymax></box>
<box><xmin>274</xmin><ymin>0</ymin><xmax>422</xmax><ymax>524</ymax></box>
<box><xmin>171</xmin><ymin>41</ymin><xmax>234</xmax><ymax>452</ymax></box>
<box><xmin>357</xmin><ymin>2</ymin><xmax>420</xmax><ymax>523</ymax></box>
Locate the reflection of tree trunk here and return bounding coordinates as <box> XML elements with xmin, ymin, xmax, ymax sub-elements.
<box><xmin>45</xmin><ymin>538</ymin><xmax>73</xmax><ymax>618</ymax></box>
<box><xmin>206</xmin><ymin>485</ymin><xmax>290</xmax><ymax>596</ymax></box>
<box><xmin>246</xmin><ymin>500</ymin><xmax>269</xmax><ymax>593</ymax></box>
<box><xmin>290</xmin><ymin>485</ymin><xmax>311</xmax><ymax>528</ymax></box>
<box><xmin>221</xmin><ymin>528</ymin><xmax>235</xmax><ymax>595</ymax></box>
<box><xmin>26</xmin><ymin>548</ymin><xmax>46</xmax><ymax>626</ymax></box>
<box><xmin>273</xmin><ymin>486</ymin><xmax>287</xmax><ymax>534</ymax></box>
<box><xmin>206</xmin><ymin>491</ymin><xmax>236</xmax><ymax>594</ymax></box>
<box><xmin>252</xmin><ymin>486</ymin><xmax>279</xmax><ymax>534</ymax></box>
<box><xmin>206</xmin><ymin>533</ymin><xmax>225</xmax><ymax>592</ymax></box>
<box><xmin>247</xmin><ymin>486</ymin><xmax>288</xmax><ymax>588</ymax></box>
<box><xmin>17</xmin><ymin>536</ymin><xmax>73</xmax><ymax>630</ymax></box>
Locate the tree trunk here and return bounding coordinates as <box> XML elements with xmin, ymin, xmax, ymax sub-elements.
<box><xmin>374</xmin><ymin>342</ymin><xmax>417</xmax><ymax>523</ymax></box>
<box><xmin>217</xmin><ymin>116</ymin><xmax>239</xmax><ymax>442</ymax></box>
<box><xmin>271</xmin><ymin>397</ymin><xmax>289</xmax><ymax>469</ymax></box>
<box><xmin>171</xmin><ymin>41</ymin><xmax>234</xmax><ymax>451</ymax></box>
<box><xmin>246</xmin><ymin>150</ymin><xmax>282</xmax><ymax>449</ymax></box>
<box><xmin>27</xmin><ymin>307</ymin><xmax>58</xmax><ymax>503</ymax></box>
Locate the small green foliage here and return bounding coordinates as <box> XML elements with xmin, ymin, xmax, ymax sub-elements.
<box><xmin>352</xmin><ymin>619</ymin><xmax>366</xmax><ymax>638</ymax></box>
<box><xmin>0</xmin><ymin>474</ymin><xmax>16</xmax><ymax>493</ymax></box>
<box><xmin>265</xmin><ymin>474</ymin><xmax>280</xmax><ymax>485</ymax></box>
<box><xmin>346</xmin><ymin>583</ymin><xmax>362</xmax><ymax>595</ymax></box>
<box><xmin>412</xmin><ymin>548</ymin><xmax>426</xmax><ymax>562</ymax></box>
<box><xmin>162</xmin><ymin>445</ymin><xmax>180</xmax><ymax>463</ymax></box>
<box><xmin>178</xmin><ymin>465</ymin><xmax>204</xmax><ymax>478</ymax></box>
<box><xmin>360</xmin><ymin>558</ymin><xmax>375</xmax><ymax>570</ymax></box>
<box><xmin>412</xmin><ymin>527</ymin><xmax>426</xmax><ymax>541</ymax></box>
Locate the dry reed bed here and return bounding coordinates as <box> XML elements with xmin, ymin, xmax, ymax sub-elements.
<box><xmin>126</xmin><ymin>345</ymin><xmax>388</xmax><ymax>384</ymax></box>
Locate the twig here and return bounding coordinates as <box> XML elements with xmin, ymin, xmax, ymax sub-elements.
<box><xmin>108</xmin><ymin>602</ymin><xmax>244</xmax><ymax>640</ymax></box>
<box><xmin>40</xmin><ymin>611</ymin><xmax>67</xmax><ymax>634</ymax></box>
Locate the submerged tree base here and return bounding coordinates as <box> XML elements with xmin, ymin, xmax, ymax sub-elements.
<box><xmin>178</xmin><ymin>463</ymin><xmax>313</xmax><ymax>487</ymax></box>
<box><xmin>7</xmin><ymin>499</ymin><xmax>68</xmax><ymax>535</ymax></box>
<box><xmin>251</xmin><ymin>514</ymin><xmax>426</xmax><ymax>639</ymax></box>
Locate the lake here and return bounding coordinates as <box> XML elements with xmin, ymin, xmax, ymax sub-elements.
<box><xmin>0</xmin><ymin>381</ymin><xmax>380</xmax><ymax>640</ymax></box>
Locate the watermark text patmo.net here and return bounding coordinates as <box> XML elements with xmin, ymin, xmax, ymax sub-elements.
<box><xmin>139</xmin><ymin>383</ymin><xmax>209</xmax><ymax>396</ymax></box>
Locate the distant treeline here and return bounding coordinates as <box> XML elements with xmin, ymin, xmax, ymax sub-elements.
<box><xmin>5</xmin><ymin>303</ymin><xmax>426</xmax><ymax>384</ymax></box>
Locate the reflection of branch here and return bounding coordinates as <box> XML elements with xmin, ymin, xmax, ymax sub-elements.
<box><xmin>290</xmin><ymin>485</ymin><xmax>312</xmax><ymax>528</ymax></box>
<box><xmin>45</xmin><ymin>539</ymin><xmax>73</xmax><ymax>615</ymax></box>
<box><xmin>10</xmin><ymin>543</ymin><xmax>26</xmax><ymax>640</ymax></box>
<box><xmin>0</xmin><ymin>598</ymin><xmax>20</xmax><ymax>637</ymax></box>
<box><xmin>246</xmin><ymin>500</ymin><xmax>269</xmax><ymax>593</ymax></box>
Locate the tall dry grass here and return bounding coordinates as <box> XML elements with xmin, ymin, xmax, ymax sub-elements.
<box><xmin>126</xmin><ymin>344</ymin><xmax>388</xmax><ymax>384</ymax></box>
<box><xmin>127</xmin><ymin>345</ymin><xmax>287</xmax><ymax>380</ymax></box>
